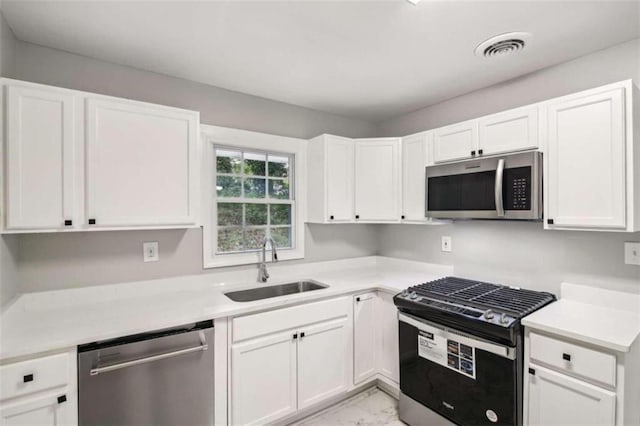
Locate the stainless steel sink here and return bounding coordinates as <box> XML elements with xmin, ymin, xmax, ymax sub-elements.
<box><xmin>224</xmin><ymin>280</ymin><xmax>329</xmax><ymax>302</ymax></box>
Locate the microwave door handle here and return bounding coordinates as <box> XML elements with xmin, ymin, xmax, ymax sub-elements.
<box><xmin>495</xmin><ymin>159</ymin><xmax>505</xmax><ymax>217</ymax></box>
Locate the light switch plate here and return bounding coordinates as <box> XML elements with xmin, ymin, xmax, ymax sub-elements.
<box><xmin>624</xmin><ymin>242</ymin><xmax>640</xmax><ymax>265</ymax></box>
<box><xmin>441</xmin><ymin>236</ymin><xmax>452</xmax><ymax>252</ymax></box>
<box><xmin>143</xmin><ymin>242</ymin><xmax>159</xmax><ymax>262</ymax></box>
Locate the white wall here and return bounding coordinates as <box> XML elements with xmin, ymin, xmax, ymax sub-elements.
<box><xmin>376</xmin><ymin>39</ymin><xmax>640</xmax><ymax>296</ymax></box>
<box><xmin>13</xmin><ymin>41</ymin><xmax>377</xmax><ymax>140</ymax></box>
<box><xmin>378</xmin><ymin>222</ymin><xmax>640</xmax><ymax>296</ymax></box>
<box><xmin>0</xmin><ymin>10</ymin><xmax>15</xmax><ymax>78</ymax></box>
<box><xmin>377</xmin><ymin>38</ymin><xmax>640</xmax><ymax>136</ymax></box>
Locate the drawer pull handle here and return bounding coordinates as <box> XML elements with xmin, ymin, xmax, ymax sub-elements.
<box><xmin>562</xmin><ymin>353</ymin><xmax>571</xmax><ymax>361</ymax></box>
<box><xmin>57</xmin><ymin>395</ymin><xmax>67</xmax><ymax>404</ymax></box>
<box><xmin>23</xmin><ymin>374</ymin><xmax>34</xmax><ymax>383</ymax></box>
<box><xmin>528</xmin><ymin>368</ymin><xmax>535</xmax><ymax>375</ymax></box>
<box><xmin>300</xmin><ymin>332</ymin><xmax>305</xmax><ymax>338</ymax></box>
<box><xmin>293</xmin><ymin>333</ymin><xmax>298</xmax><ymax>340</ymax></box>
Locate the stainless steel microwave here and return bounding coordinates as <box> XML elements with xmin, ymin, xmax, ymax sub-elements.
<box><xmin>425</xmin><ymin>151</ymin><xmax>542</xmax><ymax>220</ymax></box>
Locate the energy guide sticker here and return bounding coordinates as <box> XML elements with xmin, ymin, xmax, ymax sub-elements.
<box><xmin>417</xmin><ymin>330</ymin><xmax>476</xmax><ymax>379</ymax></box>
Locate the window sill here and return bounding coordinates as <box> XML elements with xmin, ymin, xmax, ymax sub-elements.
<box><xmin>203</xmin><ymin>247</ymin><xmax>304</xmax><ymax>268</ymax></box>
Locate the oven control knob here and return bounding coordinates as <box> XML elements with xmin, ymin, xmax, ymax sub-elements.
<box><xmin>500</xmin><ymin>313</ymin><xmax>509</xmax><ymax>324</ymax></box>
<box><xmin>401</xmin><ymin>289</ymin><xmax>409</xmax><ymax>297</ymax></box>
<box><xmin>484</xmin><ymin>309</ymin><xmax>495</xmax><ymax>320</ymax></box>
<box><xmin>409</xmin><ymin>291</ymin><xmax>418</xmax><ymax>300</ymax></box>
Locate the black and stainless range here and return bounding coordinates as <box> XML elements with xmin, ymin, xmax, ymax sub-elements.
<box><xmin>394</xmin><ymin>277</ymin><xmax>555</xmax><ymax>426</ymax></box>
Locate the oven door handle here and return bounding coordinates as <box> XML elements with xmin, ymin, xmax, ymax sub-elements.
<box><xmin>495</xmin><ymin>158</ymin><xmax>505</xmax><ymax>217</ymax></box>
<box><xmin>399</xmin><ymin>313</ymin><xmax>516</xmax><ymax>359</ymax></box>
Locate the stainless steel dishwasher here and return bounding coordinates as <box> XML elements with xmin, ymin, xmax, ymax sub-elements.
<box><xmin>78</xmin><ymin>320</ymin><xmax>214</xmax><ymax>426</ymax></box>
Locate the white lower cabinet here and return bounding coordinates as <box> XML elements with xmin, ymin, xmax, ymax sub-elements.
<box><xmin>297</xmin><ymin>318</ymin><xmax>350</xmax><ymax>409</ymax></box>
<box><xmin>230</xmin><ymin>297</ymin><xmax>352</xmax><ymax>425</ymax></box>
<box><xmin>353</xmin><ymin>292</ymin><xmax>400</xmax><ymax>387</ymax></box>
<box><xmin>0</xmin><ymin>348</ymin><xmax>77</xmax><ymax>426</ymax></box>
<box><xmin>353</xmin><ymin>293</ymin><xmax>377</xmax><ymax>384</ymax></box>
<box><xmin>231</xmin><ymin>330</ymin><xmax>298</xmax><ymax>426</ymax></box>
<box><xmin>527</xmin><ymin>364</ymin><xmax>615</xmax><ymax>426</ymax></box>
<box><xmin>377</xmin><ymin>292</ymin><xmax>399</xmax><ymax>383</ymax></box>
<box><xmin>0</xmin><ymin>393</ymin><xmax>74</xmax><ymax>426</ymax></box>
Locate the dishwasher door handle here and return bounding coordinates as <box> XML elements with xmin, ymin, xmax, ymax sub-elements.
<box><xmin>90</xmin><ymin>332</ymin><xmax>208</xmax><ymax>376</ymax></box>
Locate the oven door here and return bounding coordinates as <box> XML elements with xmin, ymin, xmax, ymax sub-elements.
<box><xmin>425</xmin><ymin>151</ymin><xmax>541</xmax><ymax>220</ymax></box>
<box><xmin>399</xmin><ymin>313</ymin><xmax>519</xmax><ymax>426</ymax></box>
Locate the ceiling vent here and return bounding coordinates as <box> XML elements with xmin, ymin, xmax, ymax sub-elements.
<box><xmin>474</xmin><ymin>32</ymin><xmax>532</xmax><ymax>58</ymax></box>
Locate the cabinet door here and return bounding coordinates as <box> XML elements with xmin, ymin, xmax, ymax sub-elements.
<box><xmin>325</xmin><ymin>136</ymin><xmax>355</xmax><ymax>222</ymax></box>
<box><xmin>527</xmin><ymin>364</ymin><xmax>615</xmax><ymax>426</ymax></box>
<box><xmin>85</xmin><ymin>98</ymin><xmax>198</xmax><ymax>228</ymax></box>
<box><xmin>401</xmin><ymin>133</ymin><xmax>430</xmax><ymax>222</ymax></box>
<box><xmin>433</xmin><ymin>120</ymin><xmax>478</xmax><ymax>163</ymax></box>
<box><xmin>546</xmin><ymin>88</ymin><xmax>626</xmax><ymax>229</ymax></box>
<box><xmin>0</xmin><ymin>393</ymin><xmax>73</xmax><ymax>426</ymax></box>
<box><xmin>231</xmin><ymin>330</ymin><xmax>297</xmax><ymax>426</ymax></box>
<box><xmin>377</xmin><ymin>292</ymin><xmax>399</xmax><ymax>383</ymax></box>
<box><xmin>5</xmin><ymin>85</ymin><xmax>76</xmax><ymax>230</ymax></box>
<box><xmin>479</xmin><ymin>106</ymin><xmax>539</xmax><ymax>156</ymax></box>
<box><xmin>354</xmin><ymin>139</ymin><xmax>401</xmax><ymax>221</ymax></box>
<box><xmin>298</xmin><ymin>317</ymin><xmax>350</xmax><ymax>409</ymax></box>
<box><xmin>353</xmin><ymin>293</ymin><xmax>377</xmax><ymax>384</ymax></box>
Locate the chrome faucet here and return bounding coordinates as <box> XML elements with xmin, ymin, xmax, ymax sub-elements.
<box><xmin>258</xmin><ymin>237</ymin><xmax>278</xmax><ymax>282</ymax></box>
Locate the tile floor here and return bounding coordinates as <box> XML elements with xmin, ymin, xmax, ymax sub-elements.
<box><xmin>293</xmin><ymin>388</ymin><xmax>405</xmax><ymax>425</ymax></box>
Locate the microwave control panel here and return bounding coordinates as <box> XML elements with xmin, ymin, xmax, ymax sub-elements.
<box><xmin>504</xmin><ymin>166</ymin><xmax>531</xmax><ymax>210</ymax></box>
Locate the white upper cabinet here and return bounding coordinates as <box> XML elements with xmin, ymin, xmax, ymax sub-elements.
<box><xmin>545</xmin><ymin>82</ymin><xmax>638</xmax><ymax>231</ymax></box>
<box><xmin>354</xmin><ymin>138</ymin><xmax>401</xmax><ymax>222</ymax></box>
<box><xmin>1</xmin><ymin>79</ymin><xmax>200</xmax><ymax>233</ymax></box>
<box><xmin>4</xmin><ymin>85</ymin><xmax>77</xmax><ymax>230</ymax></box>
<box><xmin>433</xmin><ymin>120</ymin><xmax>478</xmax><ymax>163</ymax></box>
<box><xmin>307</xmin><ymin>134</ymin><xmax>354</xmax><ymax>223</ymax></box>
<box><xmin>479</xmin><ymin>106</ymin><xmax>539</xmax><ymax>156</ymax></box>
<box><xmin>401</xmin><ymin>132</ymin><xmax>430</xmax><ymax>222</ymax></box>
<box><xmin>85</xmin><ymin>98</ymin><xmax>198</xmax><ymax>228</ymax></box>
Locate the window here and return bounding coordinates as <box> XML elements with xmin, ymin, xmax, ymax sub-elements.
<box><xmin>215</xmin><ymin>148</ymin><xmax>294</xmax><ymax>253</ymax></box>
<box><xmin>202</xmin><ymin>125</ymin><xmax>306</xmax><ymax>268</ymax></box>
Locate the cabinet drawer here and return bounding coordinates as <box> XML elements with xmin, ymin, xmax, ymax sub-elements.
<box><xmin>233</xmin><ymin>296</ymin><xmax>350</xmax><ymax>342</ymax></box>
<box><xmin>529</xmin><ymin>332</ymin><xmax>616</xmax><ymax>387</ymax></box>
<box><xmin>0</xmin><ymin>353</ymin><xmax>70</xmax><ymax>401</ymax></box>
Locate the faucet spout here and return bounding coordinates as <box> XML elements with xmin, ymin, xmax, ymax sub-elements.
<box><xmin>258</xmin><ymin>237</ymin><xmax>278</xmax><ymax>283</ymax></box>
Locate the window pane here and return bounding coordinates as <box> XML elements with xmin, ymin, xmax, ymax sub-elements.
<box><xmin>269</xmin><ymin>179</ymin><xmax>290</xmax><ymax>199</ymax></box>
<box><xmin>218</xmin><ymin>228</ymin><xmax>243</xmax><ymax>252</ymax></box>
<box><xmin>270</xmin><ymin>204</ymin><xmax>291</xmax><ymax>225</ymax></box>
<box><xmin>218</xmin><ymin>203</ymin><xmax>242</xmax><ymax>226</ymax></box>
<box><xmin>245</xmin><ymin>228</ymin><xmax>267</xmax><ymax>250</ymax></box>
<box><xmin>271</xmin><ymin>227</ymin><xmax>292</xmax><ymax>249</ymax></box>
<box><xmin>268</xmin><ymin>155</ymin><xmax>289</xmax><ymax>178</ymax></box>
<box><xmin>246</xmin><ymin>204</ymin><xmax>267</xmax><ymax>225</ymax></box>
<box><xmin>244</xmin><ymin>178</ymin><xmax>266</xmax><ymax>198</ymax></box>
<box><xmin>216</xmin><ymin>149</ymin><xmax>242</xmax><ymax>174</ymax></box>
<box><xmin>217</xmin><ymin>176</ymin><xmax>241</xmax><ymax>197</ymax></box>
<box><xmin>244</xmin><ymin>152</ymin><xmax>266</xmax><ymax>176</ymax></box>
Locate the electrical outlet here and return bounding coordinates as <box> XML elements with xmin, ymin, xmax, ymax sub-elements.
<box><xmin>143</xmin><ymin>242</ymin><xmax>159</xmax><ymax>262</ymax></box>
<box><xmin>441</xmin><ymin>236</ymin><xmax>452</xmax><ymax>252</ymax></box>
<box><xmin>624</xmin><ymin>242</ymin><xmax>640</xmax><ymax>265</ymax></box>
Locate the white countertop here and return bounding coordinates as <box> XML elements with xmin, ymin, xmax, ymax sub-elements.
<box><xmin>522</xmin><ymin>282</ymin><xmax>640</xmax><ymax>353</ymax></box>
<box><xmin>0</xmin><ymin>256</ymin><xmax>452</xmax><ymax>361</ymax></box>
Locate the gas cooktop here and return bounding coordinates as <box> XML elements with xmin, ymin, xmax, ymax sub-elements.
<box><xmin>394</xmin><ymin>276</ymin><xmax>556</xmax><ymax>329</ymax></box>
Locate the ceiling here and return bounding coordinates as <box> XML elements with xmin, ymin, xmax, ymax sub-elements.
<box><xmin>2</xmin><ymin>0</ymin><xmax>639</xmax><ymax>122</ymax></box>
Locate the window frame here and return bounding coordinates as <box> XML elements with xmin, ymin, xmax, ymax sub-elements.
<box><xmin>201</xmin><ymin>125</ymin><xmax>306</xmax><ymax>268</ymax></box>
